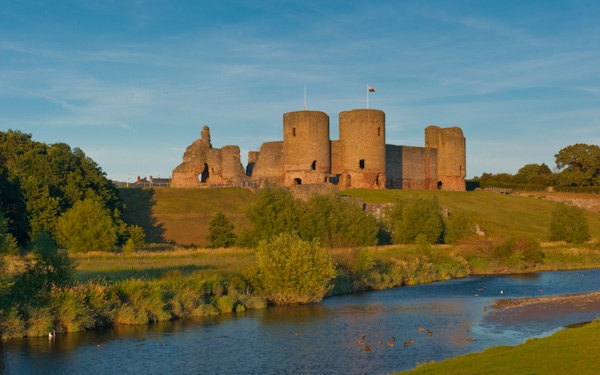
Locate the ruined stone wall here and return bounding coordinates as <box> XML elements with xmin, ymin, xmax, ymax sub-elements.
<box><xmin>249</xmin><ymin>141</ymin><xmax>284</xmax><ymax>185</ymax></box>
<box><xmin>425</xmin><ymin>126</ymin><xmax>466</xmax><ymax>191</ymax></box>
<box><xmin>246</xmin><ymin>151</ymin><xmax>259</xmax><ymax>176</ymax></box>
<box><xmin>386</xmin><ymin>145</ymin><xmax>438</xmax><ymax>189</ymax></box>
<box><xmin>283</xmin><ymin>111</ymin><xmax>331</xmax><ymax>185</ymax></box>
<box><xmin>221</xmin><ymin>145</ymin><xmax>248</xmax><ymax>182</ymax></box>
<box><xmin>339</xmin><ymin>109</ymin><xmax>386</xmax><ymax>189</ymax></box>
<box><xmin>171</xmin><ymin>126</ymin><xmax>247</xmax><ymax>188</ymax></box>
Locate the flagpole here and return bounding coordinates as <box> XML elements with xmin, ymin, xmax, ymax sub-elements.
<box><xmin>304</xmin><ymin>85</ymin><xmax>307</xmax><ymax>111</ymax></box>
<box><xmin>366</xmin><ymin>84</ymin><xmax>370</xmax><ymax>109</ymax></box>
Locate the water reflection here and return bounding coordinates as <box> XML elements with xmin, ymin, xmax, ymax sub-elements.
<box><xmin>2</xmin><ymin>269</ymin><xmax>600</xmax><ymax>375</ymax></box>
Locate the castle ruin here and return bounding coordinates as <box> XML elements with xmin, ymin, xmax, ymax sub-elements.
<box><xmin>171</xmin><ymin>109</ymin><xmax>466</xmax><ymax>191</ymax></box>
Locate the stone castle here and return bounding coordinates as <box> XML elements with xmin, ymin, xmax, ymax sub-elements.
<box><xmin>171</xmin><ymin>109</ymin><xmax>466</xmax><ymax>191</ymax></box>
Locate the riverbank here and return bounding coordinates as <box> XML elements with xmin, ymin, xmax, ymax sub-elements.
<box><xmin>3</xmin><ymin>242</ymin><xmax>600</xmax><ymax>340</ymax></box>
<box><xmin>400</xmin><ymin>292</ymin><xmax>600</xmax><ymax>375</ymax></box>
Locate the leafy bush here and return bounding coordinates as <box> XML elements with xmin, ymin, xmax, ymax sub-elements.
<box><xmin>55</xmin><ymin>198</ymin><xmax>117</xmax><ymax>253</ymax></box>
<box><xmin>253</xmin><ymin>233</ymin><xmax>337</xmax><ymax>304</ymax></box>
<box><xmin>444</xmin><ymin>210</ymin><xmax>476</xmax><ymax>244</ymax></box>
<box><xmin>388</xmin><ymin>196</ymin><xmax>445</xmax><ymax>244</ymax></box>
<box><xmin>298</xmin><ymin>194</ymin><xmax>378</xmax><ymax>247</ymax></box>
<box><xmin>549</xmin><ymin>203</ymin><xmax>591</xmax><ymax>244</ymax></box>
<box><xmin>12</xmin><ymin>232</ymin><xmax>76</xmax><ymax>301</ymax></box>
<box><xmin>206</xmin><ymin>211</ymin><xmax>236</xmax><ymax>248</ymax></box>
<box><xmin>240</xmin><ymin>186</ymin><xmax>301</xmax><ymax>247</ymax></box>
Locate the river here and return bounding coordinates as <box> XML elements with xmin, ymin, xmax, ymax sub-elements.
<box><xmin>2</xmin><ymin>269</ymin><xmax>600</xmax><ymax>374</ymax></box>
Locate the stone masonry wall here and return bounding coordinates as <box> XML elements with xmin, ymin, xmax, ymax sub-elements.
<box><xmin>283</xmin><ymin>111</ymin><xmax>331</xmax><ymax>186</ymax></box>
<box><xmin>425</xmin><ymin>125</ymin><xmax>466</xmax><ymax>191</ymax></box>
<box><xmin>339</xmin><ymin>109</ymin><xmax>386</xmax><ymax>189</ymax></box>
<box><xmin>386</xmin><ymin>145</ymin><xmax>438</xmax><ymax>189</ymax></box>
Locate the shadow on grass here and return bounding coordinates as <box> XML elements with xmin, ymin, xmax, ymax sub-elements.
<box><xmin>118</xmin><ymin>188</ymin><xmax>168</xmax><ymax>244</ymax></box>
<box><xmin>77</xmin><ymin>264</ymin><xmax>214</xmax><ymax>282</ymax></box>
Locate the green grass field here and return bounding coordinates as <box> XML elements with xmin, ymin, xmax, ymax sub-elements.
<box><xmin>399</xmin><ymin>320</ymin><xmax>600</xmax><ymax>375</ymax></box>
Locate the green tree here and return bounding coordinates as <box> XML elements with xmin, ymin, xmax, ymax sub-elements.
<box><xmin>548</xmin><ymin>203</ymin><xmax>590</xmax><ymax>244</ymax></box>
<box><xmin>298</xmin><ymin>194</ymin><xmax>378</xmax><ymax>247</ymax></box>
<box><xmin>207</xmin><ymin>211</ymin><xmax>236</xmax><ymax>248</ymax></box>
<box><xmin>514</xmin><ymin>163</ymin><xmax>553</xmax><ymax>185</ymax></box>
<box><xmin>254</xmin><ymin>233</ymin><xmax>336</xmax><ymax>304</ymax></box>
<box><xmin>122</xmin><ymin>224</ymin><xmax>146</xmax><ymax>254</ymax></box>
<box><xmin>388</xmin><ymin>196</ymin><xmax>445</xmax><ymax>244</ymax></box>
<box><xmin>0</xmin><ymin>130</ymin><xmax>123</xmax><ymax>246</ymax></box>
<box><xmin>554</xmin><ymin>144</ymin><xmax>600</xmax><ymax>187</ymax></box>
<box><xmin>241</xmin><ymin>185</ymin><xmax>301</xmax><ymax>247</ymax></box>
<box><xmin>0</xmin><ymin>210</ymin><xmax>18</xmax><ymax>255</ymax></box>
<box><xmin>11</xmin><ymin>232</ymin><xmax>76</xmax><ymax>301</ymax></box>
<box><xmin>55</xmin><ymin>198</ymin><xmax>117</xmax><ymax>253</ymax></box>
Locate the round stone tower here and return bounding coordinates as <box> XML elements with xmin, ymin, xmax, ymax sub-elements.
<box><xmin>425</xmin><ymin>125</ymin><xmax>466</xmax><ymax>191</ymax></box>
<box><xmin>338</xmin><ymin>109</ymin><xmax>386</xmax><ymax>189</ymax></box>
<box><xmin>283</xmin><ymin>110</ymin><xmax>331</xmax><ymax>185</ymax></box>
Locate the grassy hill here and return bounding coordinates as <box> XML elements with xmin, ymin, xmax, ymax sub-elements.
<box><xmin>342</xmin><ymin>189</ymin><xmax>600</xmax><ymax>241</ymax></box>
<box><xmin>119</xmin><ymin>187</ymin><xmax>256</xmax><ymax>246</ymax></box>
<box><xmin>118</xmin><ymin>187</ymin><xmax>600</xmax><ymax>246</ymax></box>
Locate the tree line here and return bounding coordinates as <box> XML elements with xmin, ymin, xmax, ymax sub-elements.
<box><xmin>472</xmin><ymin>143</ymin><xmax>600</xmax><ymax>189</ymax></box>
<box><xmin>0</xmin><ymin>130</ymin><xmax>144</xmax><ymax>255</ymax></box>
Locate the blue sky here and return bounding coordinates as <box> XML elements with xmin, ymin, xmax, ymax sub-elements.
<box><xmin>1</xmin><ymin>0</ymin><xmax>599</xmax><ymax>182</ymax></box>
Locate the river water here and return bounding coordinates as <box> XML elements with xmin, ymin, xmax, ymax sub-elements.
<box><xmin>2</xmin><ymin>269</ymin><xmax>600</xmax><ymax>375</ymax></box>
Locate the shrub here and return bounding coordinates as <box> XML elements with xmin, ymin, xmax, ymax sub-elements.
<box><xmin>55</xmin><ymin>198</ymin><xmax>117</xmax><ymax>253</ymax></box>
<box><xmin>388</xmin><ymin>197</ymin><xmax>445</xmax><ymax>244</ymax></box>
<box><xmin>549</xmin><ymin>203</ymin><xmax>591</xmax><ymax>244</ymax></box>
<box><xmin>254</xmin><ymin>233</ymin><xmax>337</xmax><ymax>304</ymax></box>
<box><xmin>298</xmin><ymin>194</ymin><xmax>378</xmax><ymax>247</ymax></box>
<box><xmin>11</xmin><ymin>232</ymin><xmax>76</xmax><ymax>301</ymax></box>
<box><xmin>215</xmin><ymin>295</ymin><xmax>234</xmax><ymax>313</ymax></box>
<box><xmin>0</xmin><ymin>307</ymin><xmax>26</xmax><ymax>340</ymax></box>
<box><xmin>206</xmin><ymin>212</ymin><xmax>236</xmax><ymax>248</ymax></box>
<box><xmin>444</xmin><ymin>210</ymin><xmax>476</xmax><ymax>244</ymax></box>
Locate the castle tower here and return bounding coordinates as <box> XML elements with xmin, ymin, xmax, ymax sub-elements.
<box><xmin>282</xmin><ymin>111</ymin><xmax>331</xmax><ymax>185</ymax></box>
<box><xmin>338</xmin><ymin>109</ymin><xmax>386</xmax><ymax>189</ymax></box>
<box><xmin>425</xmin><ymin>125</ymin><xmax>466</xmax><ymax>191</ymax></box>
